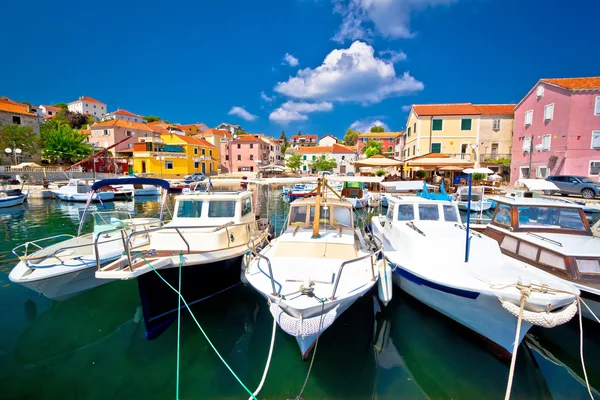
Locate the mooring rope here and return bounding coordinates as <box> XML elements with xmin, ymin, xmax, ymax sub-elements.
<box><xmin>248</xmin><ymin>297</ymin><xmax>281</xmax><ymax>400</ymax></box>
<box><xmin>139</xmin><ymin>254</ymin><xmax>258</xmax><ymax>400</ymax></box>
<box><xmin>503</xmin><ymin>286</ymin><xmax>528</xmax><ymax>400</ymax></box>
<box><xmin>292</xmin><ymin>298</ymin><xmax>327</xmax><ymax>400</ymax></box>
<box><xmin>176</xmin><ymin>252</ymin><xmax>182</xmax><ymax>400</ymax></box>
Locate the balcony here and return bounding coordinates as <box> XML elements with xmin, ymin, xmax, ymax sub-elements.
<box><xmin>139</xmin><ymin>137</ymin><xmax>163</xmax><ymax>144</ymax></box>
<box><xmin>481</xmin><ymin>153</ymin><xmax>511</xmax><ymax>163</ymax></box>
<box><xmin>134</xmin><ymin>151</ymin><xmax>188</xmax><ymax>159</ymax></box>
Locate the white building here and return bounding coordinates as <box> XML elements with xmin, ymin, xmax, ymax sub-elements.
<box><xmin>216</xmin><ymin>122</ymin><xmax>242</xmax><ymax>135</ymax></box>
<box><xmin>38</xmin><ymin>105</ymin><xmax>62</xmax><ymax>119</ymax></box>
<box><xmin>319</xmin><ymin>134</ymin><xmax>338</xmax><ymax>146</ymax></box>
<box><xmin>261</xmin><ymin>137</ymin><xmax>284</xmax><ymax>166</ymax></box>
<box><xmin>104</xmin><ymin>109</ymin><xmax>143</xmax><ymax>123</ymax></box>
<box><xmin>68</xmin><ymin>96</ymin><xmax>107</xmax><ymax>119</ymax></box>
<box><xmin>287</xmin><ymin>144</ymin><xmax>357</xmax><ymax>174</ymax></box>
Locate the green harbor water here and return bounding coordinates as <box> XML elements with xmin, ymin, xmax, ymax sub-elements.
<box><xmin>1</xmin><ymin>191</ymin><xmax>600</xmax><ymax>399</ymax></box>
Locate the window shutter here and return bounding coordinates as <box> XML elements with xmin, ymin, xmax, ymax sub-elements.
<box><xmin>592</xmin><ymin>132</ymin><xmax>600</xmax><ymax>148</ymax></box>
<box><xmin>461</xmin><ymin>119</ymin><xmax>472</xmax><ymax>130</ymax></box>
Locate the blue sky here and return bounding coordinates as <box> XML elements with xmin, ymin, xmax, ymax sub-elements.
<box><xmin>1</xmin><ymin>0</ymin><xmax>598</xmax><ymax>138</ymax></box>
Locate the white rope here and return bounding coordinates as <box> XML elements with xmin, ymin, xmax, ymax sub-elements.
<box><xmin>577</xmin><ymin>297</ymin><xmax>595</xmax><ymax>400</ymax></box>
<box><xmin>504</xmin><ymin>291</ymin><xmax>527</xmax><ymax>400</ymax></box>
<box><xmin>249</xmin><ymin>297</ymin><xmax>280</xmax><ymax>400</ymax></box>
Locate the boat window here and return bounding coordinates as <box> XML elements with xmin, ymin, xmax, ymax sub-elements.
<box><xmin>539</xmin><ymin>250</ymin><xmax>566</xmax><ymax>270</ymax></box>
<box><xmin>289</xmin><ymin>206</ymin><xmax>308</xmax><ymax>225</ymax></box>
<box><xmin>500</xmin><ymin>236</ymin><xmax>518</xmax><ymax>252</ymax></box>
<box><xmin>242</xmin><ymin>197</ymin><xmax>252</xmax><ymax>216</ymax></box>
<box><xmin>333</xmin><ymin>206</ymin><xmax>352</xmax><ymax>227</ymax></box>
<box><xmin>494</xmin><ymin>204</ymin><xmax>512</xmax><ymax>226</ymax></box>
<box><xmin>397</xmin><ymin>204</ymin><xmax>414</xmax><ymax>221</ymax></box>
<box><xmin>517</xmin><ymin>206</ymin><xmax>586</xmax><ymax>230</ymax></box>
<box><xmin>177</xmin><ymin>200</ymin><xmax>203</xmax><ymax>218</ymax></box>
<box><xmin>576</xmin><ymin>259</ymin><xmax>600</xmax><ymax>274</ymax></box>
<box><xmin>518</xmin><ymin>241</ymin><xmax>538</xmax><ymax>261</ymax></box>
<box><xmin>442</xmin><ymin>205</ymin><xmax>459</xmax><ymax>222</ymax></box>
<box><xmin>309</xmin><ymin>206</ymin><xmax>333</xmax><ymax>225</ymax></box>
<box><xmin>208</xmin><ymin>200</ymin><xmax>236</xmax><ymax>218</ymax></box>
<box><xmin>418</xmin><ymin>204</ymin><xmax>439</xmax><ymax>221</ymax></box>
<box><xmin>386</xmin><ymin>206</ymin><xmax>394</xmax><ymax>221</ymax></box>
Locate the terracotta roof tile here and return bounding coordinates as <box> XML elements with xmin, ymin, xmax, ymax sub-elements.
<box><xmin>202</xmin><ymin>128</ymin><xmax>232</xmax><ymax>138</ymax></box>
<box><xmin>69</xmin><ymin>96</ymin><xmax>105</xmax><ymax>105</ymax></box>
<box><xmin>235</xmin><ymin>135</ymin><xmax>261</xmax><ymax>142</ymax></box>
<box><xmin>291</xmin><ymin>134</ymin><xmax>318</xmax><ymax>140</ymax></box>
<box><xmin>41</xmin><ymin>105</ymin><xmax>62</xmax><ymax>112</ymax></box>
<box><xmin>0</xmin><ymin>98</ymin><xmax>36</xmax><ymax>115</ymax></box>
<box><xmin>473</xmin><ymin>104</ymin><xmax>515</xmax><ymax>115</ymax></box>
<box><xmin>175</xmin><ymin>135</ymin><xmax>215</xmax><ymax>147</ymax></box>
<box><xmin>357</xmin><ymin>131</ymin><xmax>402</xmax><ymax>138</ymax></box>
<box><xmin>541</xmin><ymin>77</ymin><xmax>600</xmax><ymax>90</ymax></box>
<box><xmin>296</xmin><ymin>144</ymin><xmax>355</xmax><ymax>154</ymax></box>
<box><xmin>91</xmin><ymin>119</ymin><xmax>153</xmax><ymax>132</ymax></box>
<box><xmin>412</xmin><ymin>103</ymin><xmax>480</xmax><ymax>116</ymax></box>
<box><xmin>112</xmin><ymin>109</ymin><xmax>142</xmax><ymax>118</ymax></box>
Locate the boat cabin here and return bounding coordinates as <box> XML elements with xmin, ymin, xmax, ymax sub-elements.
<box><xmin>62</xmin><ymin>179</ymin><xmax>93</xmax><ymax>194</ymax></box>
<box><xmin>384</xmin><ymin>197</ymin><xmax>461</xmax><ymax>225</ymax></box>
<box><xmin>171</xmin><ymin>191</ymin><xmax>255</xmax><ymax>225</ymax></box>
<box><xmin>485</xmin><ymin>197</ymin><xmax>600</xmax><ymax>282</ymax></box>
<box><xmin>287</xmin><ymin>197</ymin><xmax>354</xmax><ymax>230</ymax></box>
<box><xmin>341</xmin><ymin>181</ymin><xmax>366</xmax><ymax>200</ymax></box>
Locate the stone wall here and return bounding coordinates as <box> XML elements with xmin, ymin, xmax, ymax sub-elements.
<box><xmin>0</xmin><ymin>110</ymin><xmax>40</xmax><ymax>134</ymax></box>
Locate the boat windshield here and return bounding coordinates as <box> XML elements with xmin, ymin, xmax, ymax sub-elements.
<box><xmin>208</xmin><ymin>200</ymin><xmax>236</xmax><ymax>218</ymax></box>
<box><xmin>289</xmin><ymin>205</ymin><xmax>308</xmax><ymax>225</ymax></box>
<box><xmin>308</xmin><ymin>205</ymin><xmax>353</xmax><ymax>228</ymax></box>
<box><xmin>92</xmin><ymin>211</ymin><xmax>133</xmax><ymax>233</ymax></box>
<box><xmin>517</xmin><ymin>206</ymin><xmax>586</xmax><ymax>231</ymax></box>
<box><xmin>177</xmin><ymin>200</ymin><xmax>203</xmax><ymax>218</ymax></box>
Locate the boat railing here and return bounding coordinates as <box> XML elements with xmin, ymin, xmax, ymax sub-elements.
<box><xmin>99</xmin><ymin>219</ymin><xmax>263</xmax><ymax>273</ymax></box>
<box><xmin>12</xmin><ymin>234</ymin><xmax>77</xmax><ymax>261</ymax></box>
<box><xmin>526</xmin><ymin>232</ymin><xmax>563</xmax><ymax>247</ymax></box>
<box><xmin>247</xmin><ymin>237</ymin><xmax>278</xmax><ymax>296</ymax></box>
<box><xmin>330</xmin><ymin>237</ymin><xmax>383</xmax><ymax>300</ymax></box>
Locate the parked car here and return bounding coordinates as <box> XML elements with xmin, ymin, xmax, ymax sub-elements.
<box><xmin>346</xmin><ymin>172</ymin><xmax>355</xmax><ymax>177</ymax></box>
<box><xmin>0</xmin><ymin>175</ymin><xmax>20</xmax><ymax>185</ymax></box>
<box><xmin>183</xmin><ymin>172</ymin><xmax>205</xmax><ymax>182</ymax></box>
<box><xmin>546</xmin><ymin>175</ymin><xmax>600</xmax><ymax>199</ymax></box>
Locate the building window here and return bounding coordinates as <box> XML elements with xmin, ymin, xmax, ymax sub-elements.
<box><xmin>412</xmin><ymin>145</ymin><xmax>416</xmax><ymax>155</ymax></box>
<box><xmin>250</xmin><ymin>144</ymin><xmax>254</xmax><ymax>149</ymax></box>
<box><xmin>209</xmin><ymin>150</ymin><xmax>213</xmax><ymax>157</ymax></box>
<box><xmin>492</xmin><ymin>119</ymin><xmax>501</xmax><ymax>131</ymax></box>
<box><xmin>103</xmin><ymin>129</ymin><xmax>109</xmax><ymax>136</ymax></box>
<box><xmin>520</xmin><ymin>166</ymin><xmax>530</xmax><ymax>179</ymax></box>
<box><xmin>432</xmin><ymin>119</ymin><xmax>443</xmax><ymax>131</ymax></box>
<box><xmin>125</xmin><ymin>130</ymin><xmax>133</xmax><ymax>137</ymax></box>
<box><xmin>590</xmin><ymin>161</ymin><xmax>600</xmax><ymax>175</ymax></box>
<box><xmin>413</xmin><ymin>122</ymin><xmax>416</xmax><ymax>133</ymax></box>
<box><xmin>544</xmin><ymin>104</ymin><xmax>554</xmax><ymax>121</ymax></box>
<box><xmin>302</xmin><ymin>165</ymin><xmax>307</xmax><ymax>171</ymax></box>
<box><xmin>541</xmin><ymin>134</ymin><xmax>551</xmax><ymax>151</ymax></box>
<box><xmin>12</xmin><ymin>116</ymin><xmax>21</xmax><ymax>124</ymax></box>
<box><xmin>194</xmin><ymin>162</ymin><xmax>199</xmax><ymax>169</ymax></box>
<box><xmin>525</xmin><ymin>110</ymin><xmax>533</xmax><ymax>126</ymax></box>
<box><xmin>536</xmin><ymin>85</ymin><xmax>545</xmax><ymax>98</ymax></box>
<box><xmin>237</xmin><ymin>144</ymin><xmax>241</xmax><ymax>149</ymax></box>
<box><xmin>431</xmin><ymin>143</ymin><xmax>442</xmax><ymax>153</ymax></box>
<box><xmin>165</xmin><ymin>161</ymin><xmax>173</xmax><ymax>170</ymax></box>
<box><xmin>537</xmin><ymin>166</ymin><xmax>549</xmax><ymax>178</ymax></box>
<box><xmin>389</xmin><ymin>138</ymin><xmax>393</xmax><ymax>143</ymax></box>
<box><xmin>94</xmin><ymin>105</ymin><xmax>96</xmax><ymax>108</ymax></box>
<box><xmin>407</xmin><ymin>127</ymin><xmax>411</xmax><ymax>136</ymax></box>
<box><xmin>225</xmin><ymin>155</ymin><xmax>229</xmax><ymax>161</ymax></box>
<box><xmin>237</xmin><ymin>155</ymin><xmax>241</xmax><ymax>161</ymax></box>
<box><xmin>388</xmin><ymin>146</ymin><xmax>393</xmax><ymax>152</ymax></box>
<box><xmin>592</xmin><ymin>131</ymin><xmax>600</xmax><ymax>149</ymax></box>
<box><xmin>522</xmin><ymin>137</ymin><xmax>532</xmax><ymax>152</ymax></box>
<box><xmin>194</xmin><ymin>148</ymin><xmax>198</xmax><ymax>155</ymax></box>
<box><xmin>407</xmin><ymin>148</ymin><xmax>410</xmax><ymax>157</ymax></box>
<box><xmin>461</xmin><ymin>119</ymin><xmax>472</xmax><ymax>131</ymax></box>
<box><xmin>303</xmin><ymin>155</ymin><xmax>306</xmax><ymax>160</ymax></box>
<box><xmin>201</xmin><ymin>148</ymin><xmax>206</xmax><ymax>156</ymax></box>
<box><xmin>250</xmin><ymin>154</ymin><xmax>254</xmax><ymax>160</ymax></box>
<box><xmin>595</xmin><ymin>97</ymin><xmax>600</xmax><ymax>115</ymax></box>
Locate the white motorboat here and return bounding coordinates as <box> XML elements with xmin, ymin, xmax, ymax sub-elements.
<box><xmin>53</xmin><ymin>179</ymin><xmax>115</xmax><ymax>202</ymax></box>
<box><xmin>244</xmin><ymin>178</ymin><xmax>390</xmax><ymax>359</ymax></box>
<box><xmin>112</xmin><ymin>175</ymin><xmax>160</xmax><ymax>197</ymax></box>
<box><xmin>288</xmin><ymin>183</ymin><xmax>317</xmax><ymax>200</ymax></box>
<box><xmin>454</xmin><ymin>185</ymin><xmax>493</xmax><ymax>212</ymax></box>
<box><xmin>370</xmin><ymin>195</ymin><xmax>579</xmax><ymax>356</ymax></box>
<box><xmin>329</xmin><ymin>175</ymin><xmax>384</xmax><ymax>209</ymax></box>
<box><xmin>0</xmin><ymin>192</ymin><xmax>26</xmax><ymax>208</ymax></box>
<box><xmin>9</xmin><ymin>178</ymin><xmax>169</xmax><ymax>300</ymax></box>
<box><xmin>484</xmin><ymin>195</ymin><xmax>600</xmax><ymax>323</ymax></box>
<box><xmin>96</xmin><ymin>189</ymin><xmax>270</xmax><ymax>339</ymax></box>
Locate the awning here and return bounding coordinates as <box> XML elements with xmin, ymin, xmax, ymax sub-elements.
<box><xmin>405</xmin><ymin>157</ymin><xmax>474</xmax><ymax>167</ymax></box>
<box><xmin>514</xmin><ymin>179</ymin><xmax>559</xmax><ymax>191</ymax></box>
<box><xmin>352</xmin><ymin>155</ymin><xmax>403</xmax><ymax>168</ymax></box>
<box><xmin>91</xmin><ymin>178</ymin><xmax>170</xmax><ymax>190</ymax></box>
<box><xmin>381</xmin><ymin>181</ymin><xmax>425</xmax><ymax>191</ymax></box>
<box><xmin>327</xmin><ymin>176</ymin><xmax>384</xmax><ymax>183</ymax></box>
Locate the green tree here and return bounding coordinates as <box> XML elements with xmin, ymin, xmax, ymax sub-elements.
<box><xmin>363</xmin><ymin>139</ymin><xmax>382</xmax><ymax>158</ymax></box>
<box><xmin>286</xmin><ymin>153</ymin><xmax>303</xmax><ymax>172</ymax></box>
<box><xmin>0</xmin><ymin>124</ymin><xmax>40</xmax><ymax>162</ymax></box>
<box><xmin>310</xmin><ymin>155</ymin><xmax>337</xmax><ymax>172</ymax></box>
<box><xmin>143</xmin><ymin>115</ymin><xmax>161</xmax><ymax>123</ymax></box>
<box><xmin>237</xmin><ymin>130</ymin><xmax>248</xmax><ymax>135</ymax></box>
<box><xmin>370</xmin><ymin>125</ymin><xmax>385</xmax><ymax>132</ymax></box>
<box><xmin>343</xmin><ymin>128</ymin><xmax>360</xmax><ymax>146</ymax></box>
<box><xmin>41</xmin><ymin>123</ymin><xmax>93</xmax><ymax>164</ymax></box>
<box><xmin>52</xmin><ymin>102</ymin><xmax>69</xmax><ymax>111</ymax></box>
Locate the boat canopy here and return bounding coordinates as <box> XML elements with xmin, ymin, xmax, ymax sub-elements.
<box><xmin>91</xmin><ymin>178</ymin><xmax>170</xmax><ymax>190</ymax></box>
<box><xmin>514</xmin><ymin>179</ymin><xmax>559</xmax><ymax>192</ymax></box>
<box><xmin>327</xmin><ymin>176</ymin><xmax>384</xmax><ymax>183</ymax></box>
<box><xmin>381</xmin><ymin>180</ymin><xmax>425</xmax><ymax>191</ymax></box>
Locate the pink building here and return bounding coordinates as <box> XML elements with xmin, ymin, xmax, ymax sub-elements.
<box><xmin>220</xmin><ymin>134</ymin><xmax>270</xmax><ymax>173</ymax></box>
<box><xmin>89</xmin><ymin>119</ymin><xmax>155</xmax><ymax>156</ymax></box>
<box><xmin>511</xmin><ymin>77</ymin><xmax>600</xmax><ymax>184</ymax></box>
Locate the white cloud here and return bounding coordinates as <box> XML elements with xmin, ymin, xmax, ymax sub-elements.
<box><xmin>283</xmin><ymin>53</ymin><xmax>300</xmax><ymax>67</ymax></box>
<box><xmin>274</xmin><ymin>41</ymin><xmax>423</xmax><ymax>104</ymax></box>
<box><xmin>379</xmin><ymin>49</ymin><xmax>407</xmax><ymax>63</ymax></box>
<box><xmin>269</xmin><ymin>101</ymin><xmax>333</xmax><ymax>124</ymax></box>
<box><xmin>401</xmin><ymin>105</ymin><xmax>412</xmax><ymax>112</ymax></box>
<box><xmin>332</xmin><ymin>0</ymin><xmax>455</xmax><ymax>42</ymax></box>
<box><xmin>228</xmin><ymin>106</ymin><xmax>258</xmax><ymax>121</ymax></box>
<box><xmin>349</xmin><ymin>118</ymin><xmax>389</xmax><ymax>133</ymax></box>
<box><xmin>261</xmin><ymin>91</ymin><xmax>274</xmax><ymax>103</ymax></box>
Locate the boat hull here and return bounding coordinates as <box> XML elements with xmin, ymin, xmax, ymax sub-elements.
<box><xmin>137</xmin><ymin>255</ymin><xmax>244</xmax><ymax>339</ymax></box>
<box><xmin>54</xmin><ymin>191</ymin><xmax>115</xmax><ymax>202</ymax></box>
<box><xmin>580</xmin><ymin>291</ymin><xmax>600</xmax><ymax>322</ymax></box>
<box><xmin>0</xmin><ymin>193</ymin><xmax>26</xmax><ymax>208</ymax></box>
<box><xmin>10</xmin><ymin>260</ymin><xmax>114</xmax><ymax>301</ymax></box>
<box><xmin>391</xmin><ymin>264</ymin><xmax>531</xmax><ymax>356</ymax></box>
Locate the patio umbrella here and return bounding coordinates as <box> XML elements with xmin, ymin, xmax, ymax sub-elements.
<box><xmin>463</xmin><ymin>167</ymin><xmax>494</xmax><ymax>174</ymax></box>
<box><xmin>352</xmin><ymin>155</ymin><xmax>403</xmax><ymax>168</ymax></box>
<box><xmin>488</xmin><ymin>173</ymin><xmax>502</xmax><ymax>181</ymax></box>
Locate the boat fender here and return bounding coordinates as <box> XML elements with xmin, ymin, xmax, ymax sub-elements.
<box><xmin>240</xmin><ymin>252</ymin><xmax>251</xmax><ymax>284</ymax></box>
<box><xmin>269</xmin><ymin>302</ymin><xmax>338</xmax><ymax>337</ymax></box>
<box><xmin>500</xmin><ymin>299</ymin><xmax>578</xmax><ymax>328</ymax></box>
<box><xmin>378</xmin><ymin>260</ymin><xmax>392</xmax><ymax>307</ymax></box>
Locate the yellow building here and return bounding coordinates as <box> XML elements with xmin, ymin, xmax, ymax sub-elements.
<box><xmin>132</xmin><ymin>131</ymin><xmax>217</xmax><ymax>178</ymax></box>
<box><xmin>403</xmin><ymin>103</ymin><xmax>514</xmax><ymax>168</ymax></box>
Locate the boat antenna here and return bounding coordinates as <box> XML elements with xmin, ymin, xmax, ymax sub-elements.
<box><xmin>464</xmin><ymin>173</ymin><xmax>473</xmax><ymax>262</ymax></box>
